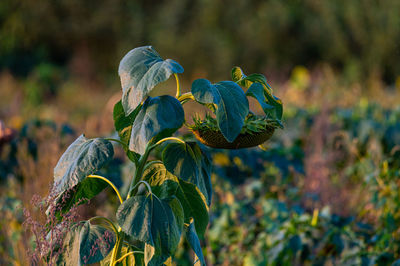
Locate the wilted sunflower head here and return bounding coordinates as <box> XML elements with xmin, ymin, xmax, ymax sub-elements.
<box><xmin>189</xmin><ymin>113</ymin><xmax>283</xmax><ymax>149</ymax></box>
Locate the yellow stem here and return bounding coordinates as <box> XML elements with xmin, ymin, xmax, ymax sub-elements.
<box><xmin>110</xmin><ymin>233</ymin><xmax>123</xmax><ymax>266</ymax></box>
<box><xmin>177</xmin><ymin>92</ymin><xmax>195</xmax><ymax>103</ymax></box>
<box><xmin>155</xmin><ymin>137</ymin><xmax>185</xmax><ymax>146</ymax></box>
<box><xmin>174</xmin><ymin>74</ymin><xmax>180</xmax><ymax>98</ymax></box>
<box><xmin>87</xmin><ymin>175</ymin><xmax>123</xmax><ymax>204</ymax></box>
<box><xmin>114</xmin><ymin>251</ymin><xmax>138</xmax><ymax>263</ymax></box>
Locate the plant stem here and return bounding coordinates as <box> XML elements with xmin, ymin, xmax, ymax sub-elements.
<box><xmin>130</xmin><ymin>180</ymin><xmax>153</xmax><ymax>196</ymax></box>
<box><xmin>110</xmin><ymin>144</ymin><xmax>153</xmax><ymax>265</ymax></box>
<box><xmin>106</xmin><ymin>138</ymin><xmax>128</xmax><ymax>150</ymax></box>
<box><xmin>174</xmin><ymin>74</ymin><xmax>180</xmax><ymax>98</ymax></box>
<box><xmin>155</xmin><ymin>137</ymin><xmax>185</xmax><ymax>146</ymax></box>
<box><xmin>127</xmin><ymin>145</ymin><xmax>153</xmax><ymax>199</ymax></box>
<box><xmin>109</xmin><ymin>231</ymin><xmax>124</xmax><ymax>266</ymax></box>
<box><xmin>177</xmin><ymin>92</ymin><xmax>195</xmax><ymax>104</ymax></box>
<box><xmin>114</xmin><ymin>251</ymin><xmax>144</xmax><ymax>263</ymax></box>
<box><xmin>88</xmin><ymin>216</ymin><xmax>119</xmax><ymax>235</ymax></box>
<box><xmin>87</xmin><ymin>175</ymin><xmax>123</xmax><ymax>204</ymax></box>
<box><xmin>143</xmin><ymin>160</ymin><xmax>163</xmax><ymax>172</ymax></box>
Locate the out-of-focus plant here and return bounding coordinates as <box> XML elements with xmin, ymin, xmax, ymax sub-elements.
<box><xmin>2</xmin><ymin>0</ymin><xmax>400</xmax><ymax>84</ymax></box>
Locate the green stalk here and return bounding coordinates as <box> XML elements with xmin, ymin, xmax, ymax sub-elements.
<box><xmin>109</xmin><ymin>144</ymin><xmax>153</xmax><ymax>265</ymax></box>
<box><xmin>127</xmin><ymin>145</ymin><xmax>153</xmax><ymax>199</ymax></box>
<box><xmin>105</xmin><ymin>138</ymin><xmax>128</xmax><ymax>150</ymax></box>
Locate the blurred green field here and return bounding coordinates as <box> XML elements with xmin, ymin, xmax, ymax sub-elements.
<box><xmin>1</xmin><ymin>0</ymin><xmax>400</xmax><ymax>265</ymax></box>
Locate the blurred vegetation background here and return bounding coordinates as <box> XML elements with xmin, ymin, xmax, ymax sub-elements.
<box><xmin>1</xmin><ymin>0</ymin><xmax>400</xmax><ymax>265</ymax></box>
<box><xmin>1</xmin><ymin>0</ymin><xmax>400</xmax><ymax>129</ymax></box>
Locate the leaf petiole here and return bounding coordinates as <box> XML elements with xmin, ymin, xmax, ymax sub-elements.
<box><xmin>154</xmin><ymin>137</ymin><xmax>185</xmax><ymax>146</ymax></box>
<box><xmin>88</xmin><ymin>216</ymin><xmax>119</xmax><ymax>235</ymax></box>
<box><xmin>114</xmin><ymin>251</ymin><xmax>144</xmax><ymax>264</ymax></box>
<box><xmin>178</xmin><ymin>92</ymin><xmax>195</xmax><ymax>104</ymax></box>
<box><xmin>175</xmin><ymin>73</ymin><xmax>180</xmax><ymax>98</ymax></box>
<box><xmin>87</xmin><ymin>175</ymin><xmax>123</xmax><ymax>204</ymax></box>
<box><xmin>105</xmin><ymin>138</ymin><xmax>128</xmax><ymax>150</ymax></box>
<box><xmin>129</xmin><ymin>180</ymin><xmax>153</xmax><ymax>196</ymax></box>
<box><xmin>143</xmin><ymin>160</ymin><xmax>163</xmax><ymax>172</ymax></box>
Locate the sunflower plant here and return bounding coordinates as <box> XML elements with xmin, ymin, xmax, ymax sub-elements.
<box><xmin>47</xmin><ymin>46</ymin><xmax>283</xmax><ymax>265</ymax></box>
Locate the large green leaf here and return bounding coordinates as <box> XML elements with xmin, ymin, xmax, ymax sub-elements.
<box><xmin>119</xmin><ymin>46</ymin><xmax>184</xmax><ymax>115</ymax></box>
<box><xmin>191</xmin><ymin>79</ymin><xmax>249</xmax><ymax>142</ymax></box>
<box><xmin>185</xmin><ymin>218</ymin><xmax>206</xmax><ymax>266</ymax></box>
<box><xmin>79</xmin><ymin>222</ymin><xmax>116</xmax><ymax>264</ymax></box>
<box><xmin>176</xmin><ymin>180</ymin><xmax>209</xmax><ymax>237</ymax></box>
<box><xmin>162</xmin><ymin>142</ymin><xmax>212</xmax><ymax>205</ymax></box>
<box><xmin>58</xmin><ymin>221</ymin><xmax>116</xmax><ymax>265</ymax></box>
<box><xmin>129</xmin><ymin>96</ymin><xmax>184</xmax><ymax>155</ymax></box>
<box><xmin>116</xmin><ymin>195</ymin><xmax>183</xmax><ymax>265</ymax></box>
<box><xmin>53</xmin><ymin>135</ymin><xmax>114</xmax><ymax>196</ymax></box>
<box><xmin>142</xmin><ymin>162</ymin><xmax>209</xmax><ymax>236</ymax></box>
<box><xmin>142</xmin><ymin>162</ymin><xmax>178</xmax><ymax>199</ymax></box>
<box><xmin>113</xmin><ymin>100</ymin><xmax>141</xmax><ymax>163</ymax></box>
<box><xmin>57</xmin><ymin>224</ymin><xmax>81</xmax><ymax>265</ymax></box>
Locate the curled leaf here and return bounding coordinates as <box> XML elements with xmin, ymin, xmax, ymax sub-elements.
<box><xmin>119</xmin><ymin>46</ymin><xmax>184</xmax><ymax>115</ymax></box>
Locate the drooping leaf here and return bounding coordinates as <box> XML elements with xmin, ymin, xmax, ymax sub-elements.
<box><xmin>191</xmin><ymin>79</ymin><xmax>249</xmax><ymax>142</ymax></box>
<box><xmin>232</xmin><ymin>66</ymin><xmax>271</xmax><ymax>91</ymax></box>
<box><xmin>53</xmin><ymin>135</ymin><xmax>114</xmax><ymax>197</ymax></box>
<box><xmin>232</xmin><ymin>67</ymin><xmax>283</xmax><ymax>121</ymax></box>
<box><xmin>169</xmin><ymin>197</ymin><xmax>184</xmax><ymax>231</ymax></box>
<box><xmin>57</xmin><ymin>224</ymin><xmax>81</xmax><ymax>265</ymax></box>
<box><xmin>232</xmin><ymin>66</ymin><xmax>271</xmax><ymax>93</ymax></box>
<box><xmin>58</xmin><ymin>221</ymin><xmax>116</xmax><ymax>265</ymax></box>
<box><xmin>129</xmin><ymin>96</ymin><xmax>184</xmax><ymax>155</ymax></box>
<box><xmin>246</xmin><ymin>83</ymin><xmax>276</xmax><ymax>115</ymax></box>
<box><xmin>142</xmin><ymin>162</ymin><xmax>209</xmax><ymax>236</ymax></box>
<box><xmin>185</xmin><ymin>218</ymin><xmax>206</xmax><ymax>266</ymax></box>
<box><xmin>116</xmin><ymin>195</ymin><xmax>183</xmax><ymax>265</ymax></box>
<box><xmin>162</xmin><ymin>142</ymin><xmax>212</xmax><ymax>205</ymax></box>
<box><xmin>199</xmin><ymin>148</ymin><xmax>213</xmax><ymax>205</ymax></box>
<box><xmin>79</xmin><ymin>222</ymin><xmax>116</xmax><ymax>264</ymax></box>
<box><xmin>176</xmin><ymin>179</ymin><xmax>209</xmax><ymax>237</ymax></box>
<box><xmin>119</xmin><ymin>46</ymin><xmax>184</xmax><ymax>115</ymax></box>
<box><xmin>231</xmin><ymin>66</ymin><xmax>246</xmax><ymax>83</ymax></box>
<box><xmin>56</xmin><ymin>177</ymin><xmax>108</xmax><ymax>217</ymax></box>
<box><xmin>247</xmin><ymin>83</ymin><xmax>283</xmax><ymax>120</ymax></box>
<box><xmin>113</xmin><ymin>100</ymin><xmax>141</xmax><ymax>163</ymax></box>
